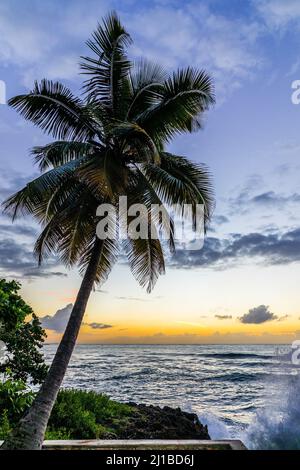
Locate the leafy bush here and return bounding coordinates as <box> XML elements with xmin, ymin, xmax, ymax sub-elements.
<box><xmin>0</xmin><ymin>376</ymin><xmax>34</xmax><ymax>423</ymax></box>
<box><xmin>0</xmin><ymin>375</ymin><xmax>34</xmax><ymax>439</ymax></box>
<box><xmin>0</xmin><ymin>410</ymin><xmax>12</xmax><ymax>439</ymax></box>
<box><xmin>0</xmin><ymin>279</ymin><xmax>48</xmax><ymax>384</ymax></box>
<box><xmin>44</xmin><ymin>428</ymin><xmax>71</xmax><ymax>440</ymax></box>
<box><xmin>0</xmin><ymin>386</ymin><xmax>132</xmax><ymax>440</ymax></box>
<box><xmin>47</xmin><ymin>389</ymin><xmax>132</xmax><ymax>439</ymax></box>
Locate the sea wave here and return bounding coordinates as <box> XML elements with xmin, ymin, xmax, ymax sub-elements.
<box><xmin>202</xmin><ymin>352</ymin><xmax>274</xmax><ymax>360</ymax></box>
<box><xmin>108</xmin><ymin>367</ymin><xmax>154</xmax><ymax>381</ymax></box>
<box><xmin>44</xmin><ymin>343</ymin><xmax>298</xmax><ymax>447</ymax></box>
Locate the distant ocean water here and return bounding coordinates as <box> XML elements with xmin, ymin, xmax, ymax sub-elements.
<box><xmin>44</xmin><ymin>344</ymin><xmax>300</xmax><ymax>449</ymax></box>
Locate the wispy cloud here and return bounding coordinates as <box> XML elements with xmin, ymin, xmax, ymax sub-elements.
<box><xmin>215</xmin><ymin>315</ymin><xmax>233</xmax><ymax>320</ymax></box>
<box><xmin>115</xmin><ymin>296</ymin><xmax>151</xmax><ymax>302</ymax></box>
<box><xmin>86</xmin><ymin>322</ymin><xmax>113</xmax><ymax>330</ymax></box>
<box><xmin>230</xmin><ymin>189</ymin><xmax>300</xmax><ymax>213</ymax></box>
<box><xmin>254</xmin><ymin>0</ymin><xmax>300</xmax><ymax>29</ymax></box>
<box><xmin>126</xmin><ymin>2</ymin><xmax>264</xmax><ymax>100</ymax></box>
<box><xmin>0</xmin><ymin>0</ymin><xmax>267</xmax><ymax>98</ymax></box>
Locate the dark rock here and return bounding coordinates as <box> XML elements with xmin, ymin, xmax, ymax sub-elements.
<box><xmin>119</xmin><ymin>402</ymin><xmax>210</xmax><ymax>440</ymax></box>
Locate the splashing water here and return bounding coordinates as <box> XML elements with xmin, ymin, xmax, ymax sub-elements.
<box><xmin>194</xmin><ymin>350</ymin><xmax>300</xmax><ymax>449</ymax></box>
<box><xmin>198</xmin><ymin>354</ymin><xmax>300</xmax><ymax>449</ymax></box>
<box><xmin>243</xmin><ymin>372</ymin><xmax>300</xmax><ymax>449</ymax></box>
<box><xmin>197</xmin><ymin>412</ymin><xmax>231</xmax><ymax>439</ymax></box>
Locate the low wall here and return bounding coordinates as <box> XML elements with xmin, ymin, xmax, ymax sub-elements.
<box><xmin>40</xmin><ymin>439</ymin><xmax>247</xmax><ymax>450</ymax></box>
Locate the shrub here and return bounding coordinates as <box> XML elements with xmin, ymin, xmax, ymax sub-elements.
<box><xmin>47</xmin><ymin>389</ymin><xmax>132</xmax><ymax>439</ymax></box>
<box><xmin>0</xmin><ymin>376</ymin><xmax>34</xmax><ymax>439</ymax></box>
<box><xmin>0</xmin><ymin>410</ymin><xmax>12</xmax><ymax>439</ymax></box>
<box><xmin>0</xmin><ymin>279</ymin><xmax>48</xmax><ymax>385</ymax></box>
<box><xmin>0</xmin><ymin>376</ymin><xmax>34</xmax><ymax>424</ymax></box>
<box><xmin>0</xmin><ymin>386</ymin><xmax>133</xmax><ymax>440</ymax></box>
<box><xmin>44</xmin><ymin>428</ymin><xmax>71</xmax><ymax>440</ymax></box>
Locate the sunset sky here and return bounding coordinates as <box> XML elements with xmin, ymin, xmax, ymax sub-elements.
<box><xmin>1</xmin><ymin>0</ymin><xmax>300</xmax><ymax>344</ymax></box>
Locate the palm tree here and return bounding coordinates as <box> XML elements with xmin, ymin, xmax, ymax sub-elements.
<box><xmin>1</xmin><ymin>11</ymin><xmax>215</xmax><ymax>449</ymax></box>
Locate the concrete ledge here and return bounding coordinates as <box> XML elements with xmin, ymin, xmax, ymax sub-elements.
<box><xmin>40</xmin><ymin>439</ymin><xmax>247</xmax><ymax>450</ymax></box>
<box><xmin>0</xmin><ymin>439</ymin><xmax>247</xmax><ymax>450</ymax></box>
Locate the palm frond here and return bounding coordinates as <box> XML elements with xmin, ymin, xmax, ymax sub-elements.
<box><xmin>128</xmin><ymin>165</ymin><xmax>175</xmax><ymax>252</ymax></box>
<box><xmin>126</xmin><ymin>59</ymin><xmax>166</xmax><ymax>120</ymax></box>
<box><xmin>137</xmin><ymin>67</ymin><xmax>215</xmax><ymax>143</ymax></box>
<box><xmin>34</xmin><ymin>185</ymin><xmax>99</xmax><ymax>264</ymax></box>
<box><xmin>32</xmin><ymin>141</ymin><xmax>96</xmax><ymax>171</ymax></box>
<box><xmin>142</xmin><ymin>152</ymin><xmax>215</xmax><ymax>230</ymax></box>
<box><xmin>79</xmin><ymin>237</ymin><xmax>119</xmax><ymax>285</ymax></box>
<box><xmin>108</xmin><ymin>121</ymin><xmax>160</xmax><ymax>164</ymax></box>
<box><xmin>2</xmin><ymin>158</ymin><xmax>88</xmax><ymax>220</ymax></box>
<box><xmin>80</xmin><ymin>11</ymin><xmax>132</xmax><ymax>117</ymax></box>
<box><xmin>124</xmin><ymin>235</ymin><xmax>165</xmax><ymax>293</ymax></box>
<box><xmin>8</xmin><ymin>80</ymin><xmax>99</xmax><ymax>141</ymax></box>
<box><xmin>75</xmin><ymin>150</ymin><xmax>128</xmax><ymax>200</ymax></box>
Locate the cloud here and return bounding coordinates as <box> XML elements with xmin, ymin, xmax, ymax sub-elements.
<box><xmin>96</xmin><ymin>330</ymin><xmax>300</xmax><ymax>345</ymax></box>
<box><xmin>40</xmin><ymin>304</ymin><xmax>113</xmax><ymax>332</ymax></box>
<box><xmin>40</xmin><ymin>304</ymin><xmax>73</xmax><ymax>332</ymax></box>
<box><xmin>2</xmin><ymin>0</ymin><xmax>296</xmax><ymax>104</ymax></box>
<box><xmin>250</xmin><ymin>191</ymin><xmax>300</xmax><ymax>207</ymax></box>
<box><xmin>115</xmin><ymin>296</ymin><xmax>150</xmax><ymax>302</ymax></box>
<box><xmin>254</xmin><ymin>0</ymin><xmax>300</xmax><ymax>29</ymax></box>
<box><xmin>0</xmin><ymin>169</ymin><xmax>38</xmax><ymax>203</ymax></box>
<box><xmin>0</xmin><ymin>237</ymin><xmax>65</xmax><ymax>279</ymax></box>
<box><xmin>0</xmin><ymin>0</ymin><xmax>272</xmax><ymax>101</ymax></box>
<box><xmin>278</xmin><ymin>315</ymin><xmax>289</xmax><ymax>322</ymax></box>
<box><xmin>0</xmin><ymin>223</ymin><xmax>37</xmax><ymax>238</ymax></box>
<box><xmin>276</xmin><ymin>141</ymin><xmax>300</xmax><ymax>153</ymax></box>
<box><xmin>127</xmin><ymin>2</ymin><xmax>264</xmax><ymax>99</ymax></box>
<box><xmin>0</xmin><ymin>168</ymin><xmax>68</xmax><ymax>279</ymax></box>
<box><xmin>0</xmin><ymin>1</ymin><xmax>90</xmax><ymax>87</ymax></box>
<box><xmin>86</xmin><ymin>322</ymin><xmax>113</xmax><ymax>330</ymax></box>
<box><xmin>215</xmin><ymin>315</ymin><xmax>232</xmax><ymax>320</ymax></box>
<box><xmin>170</xmin><ymin>227</ymin><xmax>300</xmax><ymax>270</ymax></box>
<box><xmin>239</xmin><ymin>305</ymin><xmax>277</xmax><ymax>324</ymax></box>
<box><xmin>0</xmin><ymin>3</ymin><xmax>56</xmax><ymax>66</ymax></box>
<box><xmin>213</xmin><ymin>215</ymin><xmax>229</xmax><ymax>225</ymax></box>
<box><xmin>229</xmin><ymin>188</ymin><xmax>300</xmax><ymax>215</ymax></box>
<box><xmin>22</xmin><ymin>270</ymin><xmax>67</xmax><ymax>279</ymax></box>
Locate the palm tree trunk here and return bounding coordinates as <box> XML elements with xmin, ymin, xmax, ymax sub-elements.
<box><xmin>1</xmin><ymin>239</ymin><xmax>102</xmax><ymax>450</ymax></box>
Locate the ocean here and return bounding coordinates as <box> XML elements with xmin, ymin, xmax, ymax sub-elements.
<box><xmin>44</xmin><ymin>343</ymin><xmax>300</xmax><ymax>449</ymax></box>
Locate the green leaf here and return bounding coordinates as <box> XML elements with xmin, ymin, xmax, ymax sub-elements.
<box><xmin>124</xmin><ymin>236</ymin><xmax>165</xmax><ymax>293</ymax></box>
<box><xmin>80</xmin><ymin>11</ymin><xmax>132</xmax><ymax>117</ymax></box>
<box><xmin>142</xmin><ymin>152</ymin><xmax>214</xmax><ymax>230</ymax></box>
<box><xmin>8</xmin><ymin>80</ymin><xmax>98</xmax><ymax>140</ymax></box>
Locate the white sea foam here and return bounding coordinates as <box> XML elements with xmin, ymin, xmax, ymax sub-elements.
<box><xmin>242</xmin><ymin>373</ymin><xmax>300</xmax><ymax>449</ymax></box>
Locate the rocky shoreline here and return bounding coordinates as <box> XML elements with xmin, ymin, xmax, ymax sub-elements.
<box><xmin>109</xmin><ymin>402</ymin><xmax>210</xmax><ymax>440</ymax></box>
<box><xmin>40</xmin><ymin>389</ymin><xmax>211</xmax><ymax>441</ymax></box>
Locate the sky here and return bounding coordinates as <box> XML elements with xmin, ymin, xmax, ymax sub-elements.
<box><xmin>1</xmin><ymin>0</ymin><xmax>300</xmax><ymax>344</ymax></box>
